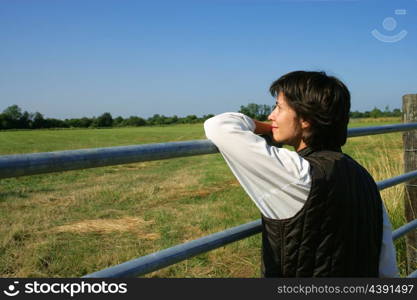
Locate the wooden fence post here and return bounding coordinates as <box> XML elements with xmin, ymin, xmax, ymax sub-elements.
<box><xmin>403</xmin><ymin>94</ymin><xmax>417</xmax><ymax>274</ymax></box>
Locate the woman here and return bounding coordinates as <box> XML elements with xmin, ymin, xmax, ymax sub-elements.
<box><xmin>204</xmin><ymin>71</ymin><xmax>398</xmax><ymax>277</ymax></box>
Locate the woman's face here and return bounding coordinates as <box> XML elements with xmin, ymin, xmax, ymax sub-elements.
<box><xmin>268</xmin><ymin>92</ymin><xmax>309</xmax><ymax>151</ymax></box>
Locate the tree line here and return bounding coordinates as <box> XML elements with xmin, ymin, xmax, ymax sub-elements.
<box><xmin>237</xmin><ymin>103</ymin><xmax>402</xmax><ymax>120</ymax></box>
<box><xmin>350</xmin><ymin>106</ymin><xmax>401</xmax><ymax>118</ymax></box>
<box><xmin>0</xmin><ymin>103</ymin><xmax>402</xmax><ymax>130</ymax></box>
<box><xmin>0</xmin><ymin>105</ymin><xmax>215</xmax><ymax>130</ymax></box>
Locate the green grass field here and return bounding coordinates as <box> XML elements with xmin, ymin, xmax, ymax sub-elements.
<box><xmin>0</xmin><ymin>117</ymin><xmax>413</xmax><ymax>277</ymax></box>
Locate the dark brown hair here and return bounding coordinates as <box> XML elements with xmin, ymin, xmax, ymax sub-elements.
<box><xmin>269</xmin><ymin>70</ymin><xmax>351</xmax><ymax>150</ymax></box>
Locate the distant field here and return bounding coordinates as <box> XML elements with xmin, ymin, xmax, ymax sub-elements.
<box><xmin>0</xmin><ymin>117</ymin><xmax>412</xmax><ymax>277</ymax></box>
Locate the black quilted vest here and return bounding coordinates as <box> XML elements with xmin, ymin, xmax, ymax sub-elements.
<box><xmin>261</xmin><ymin>147</ymin><xmax>383</xmax><ymax>277</ymax></box>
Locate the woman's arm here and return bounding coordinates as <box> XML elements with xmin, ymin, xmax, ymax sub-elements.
<box><xmin>253</xmin><ymin>119</ymin><xmax>272</xmax><ymax>135</ymax></box>
<box><xmin>204</xmin><ymin>112</ymin><xmax>311</xmax><ymax>219</ymax></box>
<box><xmin>253</xmin><ymin>119</ymin><xmax>282</xmax><ymax>147</ymax></box>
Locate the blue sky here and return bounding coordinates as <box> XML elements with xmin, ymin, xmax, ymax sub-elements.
<box><xmin>1</xmin><ymin>0</ymin><xmax>416</xmax><ymax>119</ymax></box>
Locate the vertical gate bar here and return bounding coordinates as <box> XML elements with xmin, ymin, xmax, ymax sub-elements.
<box><xmin>403</xmin><ymin>94</ymin><xmax>417</xmax><ymax>274</ymax></box>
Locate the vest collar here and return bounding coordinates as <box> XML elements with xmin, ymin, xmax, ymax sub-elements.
<box><xmin>297</xmin><ymin>146</ymin><xmax>343</xmax><ymax>157</ymax></box>
<box><xmin>297</xmin><ymin>147</ymin><xmax>315</xmax><ymax>157</ymax></box>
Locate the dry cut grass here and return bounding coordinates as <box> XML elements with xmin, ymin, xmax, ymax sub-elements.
<box><xmin>53</xmin><ymin>217</ymin><xmax>160</xmax><ymax>240</ymax></box>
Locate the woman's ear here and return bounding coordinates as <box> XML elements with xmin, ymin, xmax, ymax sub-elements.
<box><xmin>300</xmin><ymin>118</ymin><xmax>311</xmax><ymax>130</ymax></box>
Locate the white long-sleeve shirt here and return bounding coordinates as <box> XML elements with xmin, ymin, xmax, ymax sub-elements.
<box><xmin>204</xmin><ymin>112</ymin><xmax>399</xmax><ymax>278</ymax></box>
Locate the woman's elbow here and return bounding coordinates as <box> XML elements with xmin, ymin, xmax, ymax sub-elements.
<box><xmin>204</xmin><ymin>118</ymin><xmax>219</xmax><ymax>140</ymax></box>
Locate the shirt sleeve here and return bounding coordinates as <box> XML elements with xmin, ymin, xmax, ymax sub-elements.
<box><xmin>204</xmin><ymin>112</ymin><xmax>311</xmax><ymax>219</ymax></box>
<box><xmin>378</xmin><ymin>204</ymin><xmax>400</xmax><ymax>277</ymax></box>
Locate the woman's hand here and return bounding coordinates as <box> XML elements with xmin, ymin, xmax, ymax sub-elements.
<box><xmin>253</xmin><ymin>119</ymin><xmax>272</xmax><ymax>135</ymax></box>
<box><xmin>253</xmin><ymin>119</ymin><xmax>282</xmax><ymax>147</ymax></box>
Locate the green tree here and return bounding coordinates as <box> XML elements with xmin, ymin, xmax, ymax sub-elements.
<box><xmin>123</xmin><ymin>116</ymin><xmax>146</xmax><ymax>126</ymax></box>
<box><xmin>258</xmin><ymin>104</ymin><xmax>272</xmax><ymax>121</ymax></box>
<box><xmin>3</xmin><ymin>105</ymin><xmax>22</xmax><ymax>120</ymax></box>
<box><xmin>184</xmin><ymin>114</ymin><xmax>197</xmax><ymax>123</ymax></box>
<box><xmin>113</xmin><ymin>116</ymin><xmax>124</xmax><ymax>127</ymax></box>
<box><xmin>19</xmin><ymin>111</ymin><xmax>32</xmax><ymax>129</ymax></box>
<box><xmin>0</xmin><ymin>114</ymin><xmax>5</xmax><ymax>129</ymax></box>
<box><xmin>202</xmin><ymin>114</ymin><xmax>214</xmax><ymax>120</ymax></box>
<box><xmin>147</xmin><ymin>114</ymin><xmax>162</xmax><ymax>125</ymax></box>
<box><xmin>239</xmin><ymin>103</ymin><xmax>258</xmax><ymax>119</ymax></box>
<box><xmin>2</xmin><ymin>105</ymin><xmax>23</xmax><ymax>129</ymax></box>
<box><xmin>170</xmin><ymin>115</ymin><xmax>179</xmax><ymax>124</ymax></box>
<box><xmin>65</xmin><ymin>118</ymin><xmax>82</xmax><ymax>128</ymax></box>
<box><xmin>44</xmin><ymin>118</ymin><xmax>67</xmax><ymax>128</ymax></box>
<box><xmin>350</xmin><ymin>110</ymin><xmax>363</xmax><ymax>118</ymax></box>
<box><xmin>383</xmin><ymin>105</ymin><xmax>390</xmax><ymax>117</ymax></box>
<box><xmin>392</xmin><ymin>108</ymin><xmax>401</xmax><ymax>117</ymax></box>
<box><xmin>239</xmin><ymin>103</ymin><xmax>272</xmax><ymax>121</ymax></box>
<box><xmin>96</xmin><ymin>112</ymin><xmax>113</xmax><ymax>127</ymax></box>
<box><xmin>79</xmin><ymin>117</ymin><xmax>92</xmax><ymax>128</ymax></box>
<box><xmin>370</xmin><ymin>107</ymin><xmax>383</xmax><ymax>118</ymax></box>
<box><xmin>32</xmin><ymin>112</ymin><xmax>45</xmax><ymax>128</ymax></box>
<box><xmin>89</xmin><ymin>117</ymin><xmax>99</xmax><ymax>128</ymax></box>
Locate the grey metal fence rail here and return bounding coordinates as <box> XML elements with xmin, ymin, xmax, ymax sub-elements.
<box><xmin>2</xmin><ymin>123</ymin><xmax>417</xmax><ymax>180</ymax></box>
<box><xmin>2</xmin><ymin>123</ymin><xmax>417</xmax><ymax>278</ymax></box>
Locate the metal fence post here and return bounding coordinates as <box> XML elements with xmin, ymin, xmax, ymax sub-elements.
<box><xmin>403</xmin><ymin>93</ymin><xmax>417</xmax><ymax>274</ymax></box>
